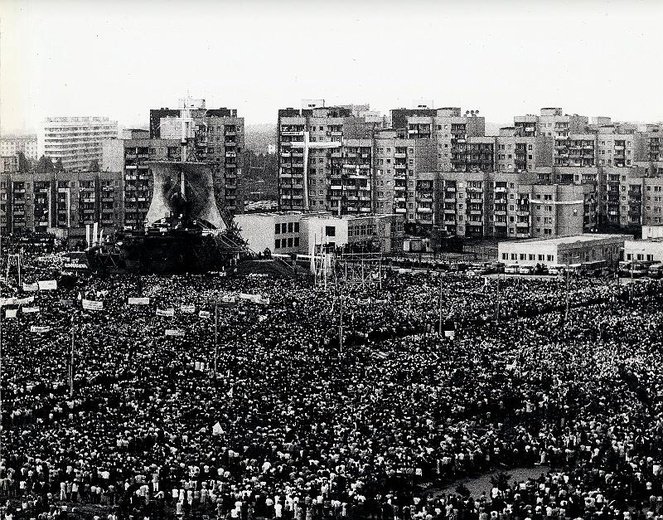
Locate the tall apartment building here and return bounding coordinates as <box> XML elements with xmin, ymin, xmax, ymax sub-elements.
<box><xmin>102</xmin><ymin>132</ymin><xmax>181</xmax><ymax>229</ymax></box>
<box><xmin>39</xmin><ymin>117</ymin><xmax>118</xmax><ymax>172</ymax></box>
<box><xmin>373</xmin><ymin>130</ymin><xmax>436</xmax><ymax>225</ymax></box>
<box><xmin>0</xmin><ymin>170</ymin><xmax>123</xmax><ymax>236</ymax></box>
<box><xmin>1</xmin><ymin>135</ymin><xmax>39</xmax><ymax>161</ymax></box>
<box><xmin>433</xmin><ymin>171</ymin><xmax>596</xmax><ymax>239</ymax></box>
<box><xmin>495</xmin><ymin>127</ymin><xmax>553</xmax><ymax>172</ymax></box>
<box><xmin>392</xmin><ymin>107</ymin><xmax>485</xmax><ymax>171</ymax></box>
<box><xmin>278</xmin><ymin>100</ymin><xmax>383</xmax><ymax>212</ymax></box>
<box><xmin>150</xmin><ymin>98</ymin><xmax>245</xmax><ymax>214</ymax></box>
<box><xmin>514</xmin><ymin>108</ymin><xmax>588</xmax><ymax>138</ymax></box>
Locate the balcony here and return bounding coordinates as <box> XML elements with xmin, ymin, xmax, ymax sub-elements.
<box><xmin>395</xmin><ymin>208</ymin><xmax>407</xmax><ymax>214</ymax></box>
<box><xmin>394</xmin><ymin>153</ymin><xmax>406</xmax><ymax>159</ymax></box>
<box><xmin>417</xmin><ymin>207</ymin><xmax>433</xmax><ymax>213</ymax></box>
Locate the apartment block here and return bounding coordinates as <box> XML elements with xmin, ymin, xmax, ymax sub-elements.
<box><xmin>495</xmin><ymin>127</ymin><xmax>553</xmax><ymax>172</ymax></box>
<box><xmin>102</xmin><ymin>133</ymin><xmax>181</xmax><ymax>229</ymax></box>
<box><xmin>515</xmin><ymin>108</ymin><xmax>589</xmax><ymax>139</ymax></box>
<box><xmin>1</xmin><ymin>135</ymin><xmax>39</xmax><ymax>161</ymax></box>
<box><xmin>0</xmin><ymin>171</ymin><xmax>123</xmax><ymax>237</ymax></box>
<box><xmin>150</xmin><ymin>99</ymin><xmax>245</xmax><ymax>214</ymax></box>
<box><xmin>39</xmin><ymin>117</ymin><xmax>118</xmax><ymax>172</ymax></box>
<box><xmin>278</xmin><ymin>101</ymin><xmax>384</xmax><ymax>212</ymax></box>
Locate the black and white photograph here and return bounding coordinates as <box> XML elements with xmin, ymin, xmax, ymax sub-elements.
<box><xmin>1</xmin><ymin>0</ymin><xmax>663</xmax><ymax>519</ymax></box>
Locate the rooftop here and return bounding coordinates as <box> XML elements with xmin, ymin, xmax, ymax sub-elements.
<box><xmin>503</xmin><ymin>234</ymin><xmax>632</xmax><ymax>247</ymax></box>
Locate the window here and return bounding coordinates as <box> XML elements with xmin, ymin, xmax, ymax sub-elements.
<box><xmin>275</xmin><ymin>224</ymin><xmax>280</xmax><ymax>234</ymax></box>
<box><xmin>288</xmin><ymin>237</ymin><xmax>293</xmax><ymax>248</ymax></box>
<box><xmin>288</xmin><ymin>222</ymin><xmax>294</xmax><ymax>233</ymax></box>
<box><xmin>275</xmin><ymin>239</ymin><xmax>280</xmax><ymax>249</ymax></box>
<box><xmin>294</xmin><ymin>237</ymin><xmax>300</xmax><ymax>247</ymax></box>
<box><xmin>502</xmin><ymin>253</ymin><xmax>508</xmax><ymax>260</ymax></box>
<box><xmin>294</xmin><ymin>222</ymin><xmax>299</xmax><ymax>232</ymax></box>
<box><xmin>281</xmin><ymin>223</ymin><xmax>287</xmax><ymax>233</ymax></box>
<box><xmin>325</xmin><ymin>226</ymin><xmax>335</xmax><ymax>237</ymax></box>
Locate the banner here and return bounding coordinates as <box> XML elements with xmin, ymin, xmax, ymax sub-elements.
<box><xmin>239</xmin><ymin>293</ymin><xmax>269</xmax><ymax>305</ymax></box>
<box><xmin>128</xmin><ymin>297</ymin><xmax>150</xmax><ymax>306</ymax></box>
<box><xmin>157</xmin><ymin>308</ymin><xmax>175</xmax><ymax>317</ymax></box>
<box><xmin>64</xmin><ymin>252</ymin><xmax>90</xmax><ymax>270</ymax></box>
<box><xmin>0</xmin><ymin>298</ymin><xmax>16</xmax><ymax>307</ymax></box>
<box><xmin>444</xmin><ymin>330</ymin><xmax>456</xmax><ymax>340</ymax></box>
<box><xmin>5</xmin><ymin>309</ymin><xmax>17</xmax><ymax>319</ymax></box>
<box><xmin>82</xmin><ymin>299</ymin><xmax>104</xmax><ymax>311</ymax></box>
<box><xmin>165</xmin><ymin>329</ymin><xmax>185</xmax><ymax>337</ymax></box>
<box><xmin>38</xmin><ymin>280</ymin><xmax>58</xmax><ymax>291</ymax></box>
<box><xmin>30</xmin><ymin>326</ymin><xmax>51</xmax><ymax>333</ymax></box>
<box><xmin>198</xmin><ymin>310</ymin><xmax>211</xmax><ymax>319</ymax></box>
<box><xmin>15</xmin><ymin>296</ymin><xmax>35</xmax><ymax>306</ymax></box>
<box><xmin>180</xmin><ymin>305</ymin><xmax>196</xmax><ymax>314</ymax></box>
<box><xmin>22</xmin><ymin>306</ymin><xmax>40</xmax><ymax>314</ymax></box>
<box><xmin>220</xmin><ymin>294</ymin><xmax>236</xmax><ymax>304</ymax></box>
<box><xmin>22</xmin><ymin>282</ymin><xmax>39</xmax><ymax>292</ymax></box>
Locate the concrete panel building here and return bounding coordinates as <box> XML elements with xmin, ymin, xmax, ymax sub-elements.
<box><xmin>39</xmin><ymin>117</ymin><xmax>118</xmax><ymax>172</ymax></box>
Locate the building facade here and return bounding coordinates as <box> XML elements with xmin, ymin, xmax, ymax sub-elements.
<box><xmin>149</xmin><ymin>98</ymin><xmax>245</xmax><ymax>214</ymax></box>
<box><xmin>1</xmin><ymin>136</ymin><xmax>39</xmax><ymax>161</ymax></box>
<box><xmin>39</xmin><ymin>117</ymin><xmax>118</xmax><ymax>172</ymax></box>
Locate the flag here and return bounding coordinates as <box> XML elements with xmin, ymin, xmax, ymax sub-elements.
<box><xmin>82</xmin><ymin>299</ymin><xmax>103</xmax><ymax>311</ymax></box>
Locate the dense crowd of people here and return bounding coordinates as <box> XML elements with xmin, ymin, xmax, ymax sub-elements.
<box><xmin>1</xmin><ymin>245</ymin><xmax>662</xmax><ymax>520</ymax></box>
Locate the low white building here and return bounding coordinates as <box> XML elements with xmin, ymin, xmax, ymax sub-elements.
<box><xmin>234</xmin><ymin>212</ymin><xmax>310</xmax><ymax>255</ymax></box>
<box><xmin>235</xmin><ymin>212</ymin><xmax>404</xmax><ymax>256</ymax></box>
<box><xmin>624</xmin><ymin>239</ymin><xmax>663</xmax><ymax>263</ymax></box>
<box><xmin>498</xmin><ymin>234</ymin><xmax>630</xmax><ymax>267</ymax></box>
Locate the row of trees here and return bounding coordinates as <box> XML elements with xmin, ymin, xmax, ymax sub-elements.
<box><xmin>15</xmin><ymin>153</ymin><xmax>99</xmax><ymax>174</ymax></box>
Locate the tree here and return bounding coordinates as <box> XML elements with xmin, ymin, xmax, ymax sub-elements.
<box><xmin>88</xmin><ymin>159</ymin><xmax>100</xmax><ymax>172</ymax></box>
<box><xmin>36</xmin><ymin>155</ymin><xmax>55</xmax><ymax>173</ymax></box>
<box><xmin>17</xmin><ymin>152</ymin><xmax>31</xmax><ymax>173</ymax></box>
<box><xmin>54</xmin><ymin>158</ymin><xmax>65</xmax><ymax>172</ymax></box>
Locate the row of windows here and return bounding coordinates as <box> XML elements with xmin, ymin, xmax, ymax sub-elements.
<box><xmin>502</xmin><ymin>252</ymin><xmax>556</xmax><ymax>262</ymax></box>
<box><xmin>274</xmin><ymin>222</ymin><xmax>300</xmax><ymax>234</ymax></box>
<box><xmin>275</xmin><ymin>237</ymin><xmax>300</xmax><ymax>249</ymax></box>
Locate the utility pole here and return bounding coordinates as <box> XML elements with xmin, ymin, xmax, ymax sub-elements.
<box><xmin>69</xmin><ymin>314</ymin><xmax>75</xmax><ymax>397</ymax></box>
<box><xmin>214</xmin><ymin>303</ymin><xmax>219</xmax><ymax>377</ymax></box>
<box><xmin>564</xmin><ymin>264</ymin><xmax>570</xmax><ymax>324</ymax></box>
<box><xmin>438</xmin><ymin>276</ymin><xmax>443</xmax><ymax>335</ymax></box>
<box><xmin>339</xmin><ymin>293</ymin><xmax>344</xmax><ymax>355</ymax></box>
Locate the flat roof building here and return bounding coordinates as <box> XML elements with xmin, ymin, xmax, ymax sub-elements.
<box><xmin>498</xmin><ymin>233</ymin><xmax>630</xmax><ymax>267</ymax></box>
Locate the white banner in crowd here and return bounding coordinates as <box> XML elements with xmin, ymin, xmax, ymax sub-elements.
<box><xmin>82</xmin><ymin>299</ymin><xmax>104</xmax><ymax>311</ymax></box>
<box><xmin>38</xmin><ymin>280</ymin><xmax>58</xmax><ymax>291</ymax></box>
<box><xmin>238</xmin><ymin>293</ymin><xmax>270</xmax><ymax>305</ymax></box>
<box><xmin>444</xmin><ymin>330</ymin><xmax>456</xmax><ymax>340</ymax></box>
<box><xmin>0</xmin><ymin>298</ymin><xmax>16</xmax><ymax>307</ymax></box>
<box><xmin>180</xmin><ymin>305</ymin><xmax>196</xmax><ymax>314</ymax></box>
<box><xmin>5</xmin><ymin>309</ymin><xmax>17</xmax><ymax>319</ymax></box>
<box><xmin>22</xmin><ymin>306</ymin><xmax>40</xmax><ymax>314</ymax></box>
<box><xmin>156</xmin><ymin>308</ymin><xmax>175</xmax><ymax>317</ymax></box>
<box><xmin>220</xmin><ymin>294</ymin><xmax>236</xmax><ymax>304</ymax></box>
<box><xmin>165</xmin><ymin>329</ymin><xmax>185</xmax><ymax>337</ymax></box>
<box><xmin>16</xmin><ymin>296</ymin><xmax>35</xmax><ymax>306</ymax></box>
<box><xmin>128</xmin><ymin>297</ymin><xmax>150</xmax><ymax>306</ymax></box>
<box><xmin>30</xmin><ymin>326</ymin><xmax>51</xmax><ymax>333</ymax></box>
<box><xmin>22</xmin><ymin>282</ymin><xmax>39</xmax><ymax>292</ymax></box>
<box><xmin>198</xmin><ymin>310</ymin><xmax>211</xmax><ymax>319</ymax></box>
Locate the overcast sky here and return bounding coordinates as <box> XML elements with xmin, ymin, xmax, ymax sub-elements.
<box><xmin>1</xmin><ymin>0</ymin><xmax>662</xmax><ymax>134</ymax></box>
